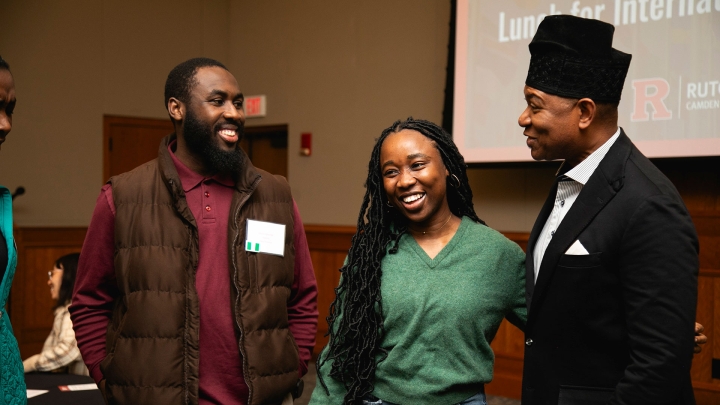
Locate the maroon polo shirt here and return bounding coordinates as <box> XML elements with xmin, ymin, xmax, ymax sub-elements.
<box><xmin>71</xmin><ymin>143</ymin><xmax>318</xmax><ymax>404</ymax></box>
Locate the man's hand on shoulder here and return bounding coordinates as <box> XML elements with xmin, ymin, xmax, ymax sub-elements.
<box><xmin>694</xmin><ymin>322</ymin><xmax>707</xmax><ymax>354</ymax></box>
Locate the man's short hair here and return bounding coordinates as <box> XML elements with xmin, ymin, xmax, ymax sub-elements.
<box><xmin>164</xmin><ymin>57</ymin><xmax>228</xmax><ymax>107</ymax></box>
<box><xmin>0</xmin><ymin>55</ymin><xmax>10</xmax><ymax>71</ymax></box>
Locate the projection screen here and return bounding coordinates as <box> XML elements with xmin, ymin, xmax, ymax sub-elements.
<box><xmin>453</xmin><ymin>0</ymin><xmax>720</xmax><ymax>163</ymax></box>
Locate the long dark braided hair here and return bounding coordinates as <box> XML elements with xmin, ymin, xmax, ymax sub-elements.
<box><xmin>317</xmin><ymin>118</ymin><xmax>484</xmax><ymax>404</ymax></box>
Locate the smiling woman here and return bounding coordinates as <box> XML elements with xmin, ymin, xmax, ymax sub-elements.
<box><xmin>381</xmin><ymin>129</ymin><xmax>458</xmax><ymax>259</ymax></box>
<box><xmin>309</xmin><ymin>118</ymin><xmax>528</xmax><ymax>405</ymax></box>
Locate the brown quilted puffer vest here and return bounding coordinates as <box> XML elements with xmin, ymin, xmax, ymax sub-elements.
<box><xmin>102</xmin><ymin>135</ymin><xmax>299</xmax><ymax>405</ymax></box>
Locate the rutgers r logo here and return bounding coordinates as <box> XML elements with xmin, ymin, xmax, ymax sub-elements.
<box><xmin>631</xmin><ymin>78</ymin><xmax>673</xmax><ymax>121</ymax></box>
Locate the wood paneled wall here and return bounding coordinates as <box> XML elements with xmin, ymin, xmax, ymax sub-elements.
<box><xmin>304</xmin><ymin>224</ymin><xmax>356</xmax><ymax>355</ymax></box>
<box><xmin>659</xmin><ymin>157</ymin><xmax>720</xmax><ymax>405</ymax></box>
<box><xmin>691</xmin><ymin>211</ymin><xmax>720</xmax><ymax>404</ymax></box>
<box><xmin>9</xmin><ymin>227</ymin><xmax>87</xmax><ymax>359</ymax></box>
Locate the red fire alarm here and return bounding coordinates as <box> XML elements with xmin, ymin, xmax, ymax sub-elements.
<box><xmin>300</xmin><ymin>133</ymin><xmax>312</xmax><ymax>156</ymax></box>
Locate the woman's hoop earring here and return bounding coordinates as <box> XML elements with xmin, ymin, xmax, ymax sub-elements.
<box><xmin>386</xmin><ymin>200</ymin><xmax>394</xmax><ymax>208</ymax></box>
<box><xmin>449</xmin><ymin>174</ymin><xmax>461</xmax><ymax>188</ymax></box>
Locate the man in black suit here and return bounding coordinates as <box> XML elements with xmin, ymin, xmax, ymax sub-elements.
<box><xmin>518</xmin><ymin>15</ymin><xmax>699</xmax><ymax>405</ymax></box>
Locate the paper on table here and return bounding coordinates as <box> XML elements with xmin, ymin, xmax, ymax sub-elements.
<box><xmin>27</xmin><ymin>389</ymin><xmax>48</xmax><ymax>398</ymax></box>
<box><xmin>58</xmin><ymin>383</ymin><xmax>99</xmax><ymax>391</ymax></box>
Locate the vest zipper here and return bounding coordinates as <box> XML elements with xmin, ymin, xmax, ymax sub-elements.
<box><xmin>185</xmin><ymin>223</ymin><xmax>198</xmax><ymax>405</ymax></box>
<box><xmin>231</xmin><ymin>175</ymin><xmax>261</xmax><ymax>404</ymax></box>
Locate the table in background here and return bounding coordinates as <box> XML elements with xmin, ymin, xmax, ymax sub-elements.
<box><xmin>25</xmin><ymin>373</ymin><xmax>104</xmax><ymax>405</ymax></box>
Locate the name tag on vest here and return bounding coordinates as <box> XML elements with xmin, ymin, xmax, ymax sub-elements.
<box><xmin>245</xmin><ymin>219</ymin><xmax>286</xmax><ymax>256</ymax></box>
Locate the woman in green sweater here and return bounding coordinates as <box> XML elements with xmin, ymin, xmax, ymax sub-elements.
<box><xmin>309</xmin><ymin>118</ymin><xmax>526</xmax><ymax>405</ymax></box>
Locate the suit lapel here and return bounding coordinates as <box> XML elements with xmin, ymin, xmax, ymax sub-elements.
<box><xmin>525</xmin><ymin>178</ymin><xmax>559</xmax><ymax>309</ymax></box>
<box><xmin>526</xmin><ymin>130</ymin><xmax>633</xmax><ymax>330</ymax></box>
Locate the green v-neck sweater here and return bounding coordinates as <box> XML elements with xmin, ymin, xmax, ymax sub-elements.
<box><xmin>310</xmin><ymin>217</ymin><xmax>527</xmax><ymax>405</ymax></box>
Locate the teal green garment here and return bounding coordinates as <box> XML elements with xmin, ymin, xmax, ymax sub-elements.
<box><xmin>310</xmin><ymin>217</ymin><xmax>527</xmax><ymax>405</ymax></box>
<box><xmin>0</xmin><ymin>185</ymin><xmax>26</xmax><ymax>405</ymax></box>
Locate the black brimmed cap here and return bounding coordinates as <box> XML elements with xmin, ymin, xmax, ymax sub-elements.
<box><xmin>525</xmin><ymin>15</ymin><xmax>632</xmax><ymax>102</ymax></box>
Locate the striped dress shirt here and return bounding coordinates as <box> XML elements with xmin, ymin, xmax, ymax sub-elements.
<box><xmin>532</xmin><ymin>128</ymin><xmax>621</xmax><ymax>282</ymax></box>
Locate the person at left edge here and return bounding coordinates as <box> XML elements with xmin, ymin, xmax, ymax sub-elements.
<box><xmin>70</xmin><ymin>57</ymin><xmax>318</xmax><ymax>405</ymax></box>
<box><xmin>0</xmin><ymin>55</ymin><xmax>27</xmax><ymax>405</ymax></box>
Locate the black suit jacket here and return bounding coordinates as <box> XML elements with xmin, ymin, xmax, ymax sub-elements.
<box><xmin>521</xmin><ymin>131</ymin><xmax>699</xmax><ymax>405</ymax></box>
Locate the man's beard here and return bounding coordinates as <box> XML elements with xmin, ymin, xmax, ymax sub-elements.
<box><xmin>183</xmin><ymin>110</ymin><xmax>244</xmax><ymax>178</ymax></box>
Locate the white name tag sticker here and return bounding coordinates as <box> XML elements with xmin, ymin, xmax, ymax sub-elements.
<box><xmin>245</xmin><ymin>219</ymin><xmax>286</xmax><ymax>256</ymax></box>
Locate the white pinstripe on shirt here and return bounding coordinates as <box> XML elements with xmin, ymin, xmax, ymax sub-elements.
<box><xmin>532</xmin><ymin>128</ymin><xmax>621</xmax><ymax>282</ymax></box>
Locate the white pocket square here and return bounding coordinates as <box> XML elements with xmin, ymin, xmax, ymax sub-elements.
<box><xmin>565</xmin><ymin>240</ymin><xmax>589</xmax><ymax>255</ymax></box>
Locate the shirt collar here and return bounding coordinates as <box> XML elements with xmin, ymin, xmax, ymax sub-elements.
<box><xmin>167</xmin><ymin>140</ymin><xmax>235</xmax><ymax>192</ymax></box>
<box><xmin>559</xmin><ymin>127</ymin><xmax>621</xmax><ymax>186</ymax></box>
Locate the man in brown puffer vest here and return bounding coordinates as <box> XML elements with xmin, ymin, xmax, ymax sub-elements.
<box><xmin>70</xmin><ymin>58</ymin><xmax>318</xmax><ymax>405</ymax></box>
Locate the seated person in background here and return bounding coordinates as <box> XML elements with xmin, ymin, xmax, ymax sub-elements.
<box><xmin>23</xmin><ymin>253</ymin><xmax>88</xmax><ymax>375</ymax></box>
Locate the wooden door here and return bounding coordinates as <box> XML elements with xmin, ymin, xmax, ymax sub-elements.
<box><xmin>104</xmin><ymin>115</ymin><xmax>288</xmax><ymax>180</ymax></box>
<box><xmin>104</xmin><ymin>115</ymin><xmax>174</xmax><ymax>181</ymax></box>
<box><xmin>239</xmin><ymin>124</ymin><xmax>289</xmax><ymax>178</ymax></box>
